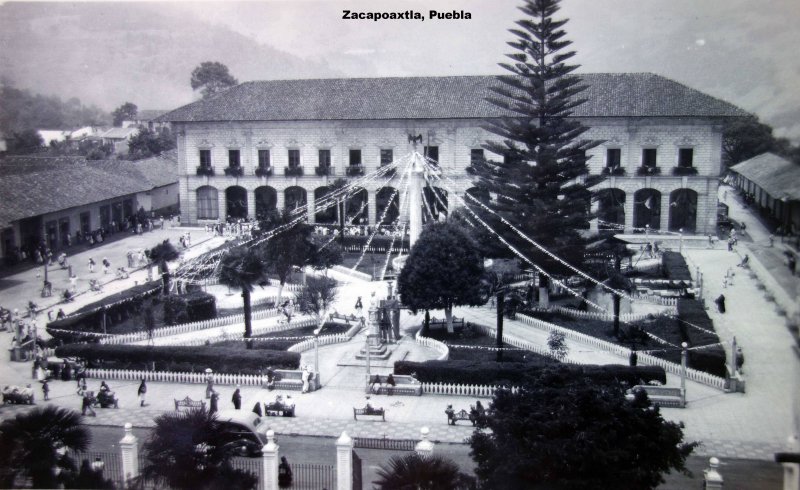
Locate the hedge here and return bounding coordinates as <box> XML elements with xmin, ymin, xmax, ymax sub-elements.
<box><xmin>677</xmin><ymin>298</ymin><xmax>727</xmax><ymax>377</ymax></box>
<box><xmin>47</xmin><ymin>282</ymin><xmax>161</xmax><ymax>333</ymax></box>
<box><xmin>54</xmin><ymin>344</ymin><xmax>300</xmax><ymax>374</ymax></box>
<box><xmin>394</xmin><ymin>360</ymin><xmax>666</xmax><ymax>387</ymax></box>
<box><xmin>662</xmin><ymin>251</ymin><xmax>692</xmax><ymax>281</ymax></box>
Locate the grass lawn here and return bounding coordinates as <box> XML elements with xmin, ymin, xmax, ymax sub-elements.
<box><xmin>340</xmin><ymin>252</ymin><xmax>398</xmax><ymax>277</ymax></box>
<box><xmin>210</xmin><ymin>321</ymin><xmax>352</xmax><ymax>351</ymax></box>
<box><xmin>423</xmin><ymin>322</ymin><xmax>558</xmax><ymax>364</ymax></box>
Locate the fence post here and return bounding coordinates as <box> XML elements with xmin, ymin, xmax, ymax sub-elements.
<box><xmin>415</xmin><ymin>427</ymin><xmax>434</xmax><ymax>457</ymax></box>
<box><xmin>261</xmin><ymin>430</ymin><xmax>279</xmax><ymax>490</ymax></box>
<box><xmin>703</xmin><ymin>457</ymin><xmax>724</xmax><ymax>489</ymax></box>
<box><xmin>336</xmin><ymin>431</ymin><xmax>354</xmax><ymax>490</ymax></box>
<box><xmin>119</xmin><ymin>423</ymin><xmax>139</xmax><ymax>485</ymax></box>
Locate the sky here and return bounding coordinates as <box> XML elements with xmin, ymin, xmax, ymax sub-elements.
<box><xmin>1</xmin><ymin>0</ymin><xmax>799</xmax><ymax>140</ymax></box>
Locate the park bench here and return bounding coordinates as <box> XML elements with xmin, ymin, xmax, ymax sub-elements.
<box><xmin>628</xmin><ymin>385</ymin><xmax>684</xmax><ymax>408</ymax></box>
<box><xmin>429</xmin><ymin>316</ymin><xmax>465</xmax><ymax>330</ymax></box>
<box><xmin>174</xmin><ymin>396</ymin><xmax>206</xmax><ymax>411</ymax></box>
<box><xmin>353</xmin><ymin>404</ymin><xmax>385</xmax><ymax>421</ymax></box>
<box><xmin>272</xmin><ymin>369</ymin><xmax>307</xmax><ymax>391</ymax></box>
<box><xmin>368</xmin><ymin>374</ymin><xmax>422</xmax><ymax>396</ymax></box>
<box><xmin>264</xmin><ymin>400</ymin><xmax>295</xmax><ymax>417</ymax></box>
<box><xmin>329</xmin><ymin>311</ymin><xmax>361</xmax><ymax>326</ymax></box>
<box><xmin>444</xmin><ymin>406</ymin><xmax>475</xmax><ymax>426</ymax></box>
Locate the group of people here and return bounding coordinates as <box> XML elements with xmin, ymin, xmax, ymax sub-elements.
<box><xmin>206</xmin><ymin>218</ymin><xmax>255</xmax><ymax>238</ymax></box>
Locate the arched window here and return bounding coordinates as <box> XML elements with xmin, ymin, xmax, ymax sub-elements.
<box><xmin>633</xmin><ymin>189</ymin><xmax>661</xmax><ymax>230</ymax></box>
<box><xmin>596</xmin><ymin>189</ymin><xmax>626</xmax><ymax>230</ymax></box>
<box><xmin>314</xmin><ymin>187</ymin><xmax>336</xmax><ymax>223</ymax></box>
<box><xmin>669</xmin><ymin>189</ymin><xmax>698</xmax><ymax>232</ymax></box>
<box><xmin>255</xmin><ymin>186</ymin><xmax>277</xmax><ymax>220</ymax></box>
<box><xmin>346</xmin><ymin>187</ymin><xmax>369</xmax><ymax>224</ymax></box>
<box><xmin>285</xmin><ymin>186</ymin><xmax>307</xmax><ymax>212</ymax></box>
<box><xmin>196</xmin><ymin>186</ymin><xmax>219</xmax><ymax>220</ymax></box>
<box><xmin>225</xmin><ymin>186</ymin><xmax>248</xmax><ymax>220</ymax></box>
<box><xmin>422</xmin><ymin>186</ymin><xmax>448</xmax><ymax>223</ymax></box>
<box><xmin>376</xmin><ymin>187</ymin><xmax>399</xmax><ymax>225</ymax></box>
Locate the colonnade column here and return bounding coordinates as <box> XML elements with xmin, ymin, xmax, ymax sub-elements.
<box><xmin>246</xmin><ymin>189</ymin><xmax>256</xmax><ymax>221</ymax></box>
<box><xmin>307</xmin><ymin>197</ymin><xmax>316</xmax><ymax>224</ymax></box>
<box><xmin>660</xmin><ymin>192</ymin><xmax>672</xmax><ymax>232</ymax></box>
<box><xmin>218</xmin><ymin>189</ymin><xmax>227</xmax><ymax>222</ymax></box>
<box><xmin>368</xmin><ymin>190</ymin><xmax>377</xmax><ymax>226</ymax></box>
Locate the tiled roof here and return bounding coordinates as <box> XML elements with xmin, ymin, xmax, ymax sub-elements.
<box><xmin>136</xmin><ymin>110</ymin><xmax>169</xmax><ymax>121</ymax></box>
<box><xmin>730</xmin><ymin>153</ymin><xmax>800</xmax><ymax>201</ymax></box>
<box><xmin>0</xmin><ymin>152</ymin><xmax>178</xmax><ymax>227</ymax></box>
<box><xmin>158</xmin><ymin>73</ymin><xmax>748</xmax><ymax>123</ymax></box>
<box><xmin>101</xmin><ymin>127</ymin><xmax>139</xmax><ymax>139</ymax></box>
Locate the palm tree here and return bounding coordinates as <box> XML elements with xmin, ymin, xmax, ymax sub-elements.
<box><xmin>141</xmin><ymin>409</ymin><xmax>257</xmax><ymax>490</ymax></box>
<box><xmin>607</xmin><ymin>271</ymin><xmax>634</xmax><ymax>338</ymax></box>
<box><xmin>146</xmin><ymin>239</ymin><xmax>180</xmax><ymax>294</ymax></box>
<box><xmin>0</xmin><ymin>406</ymin><xmax>91</xmax><ymax>488</ymax></box>
<box><xmin>373</xmin><ymin>453</ymin><xmax>475</xmax><ymax>490</ymax></box>
<box><xmin>218</xmin><ymin>246</ymin><xmax>266</xmax><ymax>348</ymax></box>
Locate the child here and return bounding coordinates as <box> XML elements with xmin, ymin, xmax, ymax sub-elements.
<box><xmin>41</xmin><ymin>379</ymin><xmax>49</xmax><ymax>401</ymax></box>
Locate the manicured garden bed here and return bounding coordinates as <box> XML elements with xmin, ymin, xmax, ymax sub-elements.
<box><xmin>422</xmin><ymin>322</ymin><xmax>557</xmax><ymax>363</ymax></box>
<box><xmin>211</xmin><ymin>321</ymin><xmax>351</xmax><ymax>351</ymax></box>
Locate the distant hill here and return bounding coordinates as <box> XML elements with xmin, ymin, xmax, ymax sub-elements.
<box><xmin>0</xmin><ymin>2</ymin><xmax>340</xmax><ymax>112</ymax></box>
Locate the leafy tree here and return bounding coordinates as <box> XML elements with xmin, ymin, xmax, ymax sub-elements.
<box><xmin>0</xmin><ymin>82</ymin><xmax>109</xmax><ymax>134</ymax></box>
<box><xmin>296</xmin><ymin>275</ymin><xmax>338</xmax><ymax>326</ymax></box>
<box><xmin>469</xmin><ymin>367</ymin><xmax>696</xmax><ymax>489</ymax></box>
<box><xmin>218</xmin><ymin>246</ymin><xmax>267</xmax><ymax>346</ymax></box>
<box><xmin>373</xmin><ymin>453</ymin><xmax>476</xmax><ymax>490</ymax></box>
<box><xmin>0</xmin><ymin>406</ymin><xmax>91</xmax><ymax>488</ymax></box>
<box><xmin>722</xmin><ymin>115</ymin><xmax>779</xmax><ymax>167</ymax></box>
<box><xmin>141</xmin><ymin>409</ymin><xmax>257</xmax><ymax>490</ymax></box>
<box><xmin>308</xmin><ymin>234</ymin><xmax>343</xmax><ymax>273</ymax></box>
<box><xmin>190</xmin><ymin>61</ymin><xmax>239</xmax><ymax>99</ymax></box>
<box><xmin>468</xmin><ymin>0</ymin><xmax>601</xmax><ymax>274</ymax></box>
<box><xmin>547</xmin><ymin>330</ymin><xmax>569</xmax><ymax>361</ymax></box>
<box><xmin>127</xmin><ymin>127</ymin><xmax>176</xmax><ymax>160</ymax></box>
<box><xmin>258</xmin><ymin>209</ymin><xmax>315</xmax><ymax>304</ymax></box>
<box><xmin>111</xmin><ymin>102</ymin><xmax>138</xmax><ymax>127</ymax></box>
<box><xmin>398</xmin><ymin>221</ymin><xmax>484</xmax><ymax>332</ymax></box>
<box><xmin>6</xmin><ymin>128</ymin><xmax>44</xmax><ymax>154</ymax></box>
<box><xmin>146</xmin><ymin>239</ymin><xmax>180</xmax><ymax>293</ymax></box>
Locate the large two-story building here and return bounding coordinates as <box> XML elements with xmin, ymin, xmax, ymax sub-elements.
<box><xmin>159</xmin><ymin>74</ymin><xmax>746</xmax><ymax>235</ymax></box>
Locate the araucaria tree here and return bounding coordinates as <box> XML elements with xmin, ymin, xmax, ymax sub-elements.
<box><xmin>190</xmin><ymin>61</ymin><xmax>239</xmax><ymax>99</ymax></box>
<box><xmin>469</xmin><ymin>0</ymin><xmax>601</xmax><ymax>273</ymax></box>
<box><xmin>218</xmin><ymin>246</ymin><xmax>267</xmax><ymax>346</ymax></box>
<box><xmin>469</xmin><ymin>367</ymin><xmax>696</xmax><ymax>489</ymax></box>
<box><xmin>397</xmin><ymin>222</ymin><xmax>484</xmax><ymax>333</ymax></box>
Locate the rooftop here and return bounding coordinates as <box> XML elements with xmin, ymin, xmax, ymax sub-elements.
<box><xmin>158</xmin><ymin>73</ymin><xmax>748</xmax><ymax>123</ymax></box>
<box><xmin>0</xmin><ymin>151</ymin><xmax>178</xmax><ymax>227</ymax></box>
<box><xmin>100</xmin><ymin>127</ymin><xmax>139</xmax><ymax>139</ymax></box>
<box><xmin>730</xmin><ymin>153</ymin><xmax>800</xmax><ymax>201</ymax></box>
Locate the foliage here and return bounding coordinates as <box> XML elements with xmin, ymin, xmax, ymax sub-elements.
<box><xmin>394</xmin><ymin>360</ymin><xmax>666</xmax><ymax>387</ymax></box>
<box><xmin>397</xmin><ymin>222</ymin><xmax>485</xmax><ymax>332</ymax></box>
<box><xmin>141</xmin><ymin>409</ymin><xmax>257</xmax><ymax>490</ymax></box>
<box><xmin>661</xmin><ymin>252</ymin><xmax>692</xmax><ymax>281</ymax></box>
<box><xmin>5</xmin><ymin>128</ymin><xmax>44</xmax><ymax>154</ymax></box>
<box><xmin>257</xmin><ymin>209</ymin><xmax>315</xmax><ymax>288</ymax></box>
<box><xmin>296</xmin><ymin>275</ymin><xmax>339</xmax><ymax>324</ymax></box>
<box><xmin>373</xmin><ymin>453</ymin><xmax>476</xmax><ymax>490</ymax></box>
<box><xmin>676</xmin><ymin>299</ymin><xmax>727</xmax><ymax>377</ymax></box>
<box><xmin>467</xmin><ymin>0</ymin><xmax>601</xmax><ymax>273</ymax></box>
<box><xmin>0</xmin><ymin>81</ymin><xmax>109</xmax><ymax>135</ymax></box>
<box><xmin>308</xmin><ymin>234</ymin><xmax>344</xmax><ymax>271</ymax></box>
<box><xmin>62</xmin><ymin>459</ymin><xmax>116</xmax><ymax>489</ymax></box>
<box><xmin>47</xmin><ymin>137</ymin><xmax>115</xmax><ymax>160</ymax></box>
<box><xmin>111</xmin><ymin>101</ymin><xmax>138</xmax><ymax>127</ymax></box>
<box><xmin>127</xmin><ymin>127</ymin><xmax>176</xmax><ymax>160</ymax></box>
<box><xmin>0</xmin><ymin>406</ymin><xmax>91</xmax><ymax>489</ymax></box>
<box><xmin>721</xmin><ymin>115</ymin><xmax>797</xmax><ymax>167</ymax></box>
<box><xmin>469</xmin><ymin>367</ymin><xmax>697</xmax><ymax>489</ymax></box>
<box><xmin>190</xmin><ymin>61</ymin><xmax>239</xmax><ymax>99</ymax></box>
<box><xmin>55</xmin><ymin>343</ymin><xmax>301</xmax><ymax>373</ymax></box>
<box><xmin>147</xmin><ymin>239</ymin><xmax>180</xmax><ymax>270</ymax></box>
<box><xmin>547</xmin><ymin>331</ymin><xmax>569</xmax><ymax>361</ymax></box>
<box><xmin>218</xmin><ymin>246</ymin><xmax>267</xmax><ymax>342</ymax></box>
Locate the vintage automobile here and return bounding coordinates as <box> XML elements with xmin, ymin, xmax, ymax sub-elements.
<box><xmin>216</xmin><ymin>410</ymin><xmax>267</xmax><ymax>457</ymax></box>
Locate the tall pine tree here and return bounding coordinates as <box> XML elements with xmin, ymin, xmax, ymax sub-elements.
<box><xmin>470</xmin><ymin>0</ymin><xmax>601</xmax><ymax>274</ymax></box>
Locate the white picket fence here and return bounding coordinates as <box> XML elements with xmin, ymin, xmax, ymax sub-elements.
<box><xmin>469</xmin><ymin>322</ymin><xmax>565</xmax><ymax>361</ymax></box>
<box><xmin>630</xmin><ymin>294</ymin><xmax>679</xmax><ymax>306</ymax></box>
<box><xmin>152</xmin><ymin>317</ymin><xmax>318</xmax><ymax>347</ymax></box>
<box><xmin>515</xmin><ymin>313</ymin><xmax>726</xmax><ymax>390</ymax></box>
<box><xmin>100</xmin><ymin>307</ymin><xmax>283</xmax><ymax>345</ymax></box>
<box><xmin>529</xmin><ymin>305</ymin><xmax>675</xmax><ymax>322</ymax></box>
<box><xmin>331</xmin><ymin>265</ymin><xmax>373</xmax><ymax>282</ymax></box>
<box><xmin>287</xmin><ymin>333</ymin><xmax>349</xmax><ymax>353</ymax></box>
<box><xmin>420</xmin><ymin>382</ymin><xmax>515</xmax><ymax>398</ymax></box>
<box><xmin>84</xmin><ymin>368</ymin><xmax>283</xmax><ymax>387</ymax></box>
<box><xmin>414</xmin><ymin>331</ymin><xmax>449</xmax><ymax>360</ymax></box>
<box><xmin>203</xmin><ymin>278</ymin><xmax>303</xmax><ymax>291</ymax></box>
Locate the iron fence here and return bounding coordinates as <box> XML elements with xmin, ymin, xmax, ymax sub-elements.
<box><xmin>231</xmin><ymin>456</ymin><xmax>263</xmax><ymax>481</ymax></box>
<box><xmin>353</xmin><ymin>436</ymin><xmax>416</xmax><ymax>451</ymax></box>
<box><xmin>289</xmin><ymin>463</ymin><xmax>336</xmax><ymax>489</ymax></box>
<box><xmin>68</xmin><ymin>449</ymin><xmax>125</xmax><ymax>488</ymax></box>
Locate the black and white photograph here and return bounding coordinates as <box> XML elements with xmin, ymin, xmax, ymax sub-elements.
<box><xmin>0</xmin><ymin>0</ymin><xmax>798</xmax><ymax>488</ymax></box>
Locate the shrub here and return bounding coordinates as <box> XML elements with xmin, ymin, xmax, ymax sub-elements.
<box><xmin>163</xmin><ymin>295</ymin><xmax>189</xmax><ymax>325</ymax></box>
<box><xmin>662</xmin><ymin>251</ymin><xmax>692</xmax><ymax>281</ymax></box>
<box><xmin>184</xmin><ymin>291</ymin><xmax>217</xmax><ymax>322</ymax></box>
<box><xmin>677</xmin><ymin>298</ymin><xmax>726</xmax><ymax>377</ymax></box>
<box><xmin>54</xmin><ymin>344</ymin><xmax>300</xmax><ymax>373</ymax></box>
<box><xmin>394</xmin><ymin>360</ymin><xmax>665</xmax><ymax>387</ymax></box>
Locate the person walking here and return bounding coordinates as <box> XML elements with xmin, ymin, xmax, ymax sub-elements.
<box><xmin>88</xmin><ymin>258</ymin><xmax>95</xmax><ymax>273</ymax></box>
<box><xmin>301</xmin><ymin>366</ymin><xmax>310</xmax><ymax>394</ymax></box>
<box><xmin>41</xmin><ymin>379</ymin><xmax>49</xmax><ymax>401</ymax></box>
<box><xmin>715</xmin><ymin>294</ymin><xmax>726</xmax><ymax>314</ymax></box>
<box><xmin>232</xmin><ymin>386</ymin><xmax>242</xmax><ymax>410</ymax></box>
<box><xmin>102</xmin><ymin>258</ymin><xmax>110</xmax><ymax>274</ymax></box>
<box><xmin>137</xmin><ymin>379</ymin><xmax>147</xmax><ymax>407</ymax></box>
<box><xmin>354</xmin><ymin>296</ymin><xmax>363</xmax><ymax>316</ymax></box>
<box><xmin>81</xmin><ymin>392</ymin><xmax>96</xmax><ymax>417</ymax></box>
<box><xmin>205</xmin><ymin>369</ymin><xmax>214</xmax><ymax>399</ymax></box>
<box><xmin>209</xmin><ymin>391</ymin><xmax>219</xmax><ymax>415</ymax></box>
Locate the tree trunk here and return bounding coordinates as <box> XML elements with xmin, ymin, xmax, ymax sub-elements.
<box><xmin>445</xmin><ymin>306</ymin><xmax>453</xmax><ymax>334</ymax></box>
<box><xmin>243</xmin><ymin>288</ymin><xmax>253</xmax><ymax>349</ymax></box>
<box><xmin>613</xmin><ymin>293</ymin><xmax>621</xmax><ymax>338</ymax></box>
<box><xmin>423</xmin><ymin>310</ymin><xmax>430</xmax><ymax>336</ymax></box>
<box><xmin>496</xmin><ymin>291</ymin><xmax>505</xmax><ymax>362</ymax></box>
<box><xmin>276</xmin><ymin>280</ymin><xmax>285</xmax><ymax>305</ymax></box>
<box><xmin>339</xmin><ymin>200</ymin><xmax>345</xmax><ymax>245</ymax></box>
<box><xmin>161</xmin><ymin>272</ymin><xmax>170</xmax><ymax>295</ymax></box>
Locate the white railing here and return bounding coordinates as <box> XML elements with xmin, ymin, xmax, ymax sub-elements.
<box><xmin>84</xmin><ymin>368</ymin><xmax>302</xmax><ymax>387</ymax></box>
<box><xmin>630</xmin><ymin>294</ymin><xmax>679</xmax><ymax>306</ymax></box>
<box><xmin>414</xmin><ymin>331</ymin><xmax>449</xmax><ymax>360</ymax></box>
<box><xmin>331</xmin><ymin>265</ymin><xmax>373</xmax><ymax>282</ymax></box>
<box><xmin>469</xmin><ymin>322</ymin><xmax>558</xmax><ymax>361</ymax></box>
<box><xmin>421</xmin><ymin>382</ymin><xmax>509</xmax><ymax>397</ymax></box>
<box><xmin>528</xmin><ymin>305</ymin><xmax>675</xmax><ymax>322</ymax></box>
<box><xmin>287</xmin><ymin>333</ymin><xmax>349</xmax><ymax>353</ymax></box>
<box><xmin>152</xmin><ymin>317</ymin><xmax>317</xmax><ymax>347</ymax></box>
<box><xmin>515</xmin><ymin>313</ymin><xmax>726</xmax><ymax>390</ymax></box>
<box><xmin>204</xmin><ymin>277</ymin><xmax>303</xmax><ymax>292</ymax></box>
<box><xmin>99</xmin><ymin>307</ymin><xmax>283</xmax><ymax>345</ymax></box>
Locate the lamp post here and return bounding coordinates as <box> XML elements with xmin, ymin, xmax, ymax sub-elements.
<box><xmin>679</xmin><ymin>228</ymin><xmax>684</xmax><ymax>253</ymax></box>
<box><xmin>680</xmin><ymin>342</ymin><xmax>688</xmax><ymax>407</ymax></box>
<box><xmin>645</xmin><ymin>224</ymin><xmax>650</xmax><ymax>243</ymax></box>
<box><xmin>364</xmin><ymin>333</ymin><xmax>372</xmax><ymax>394</ymax></box>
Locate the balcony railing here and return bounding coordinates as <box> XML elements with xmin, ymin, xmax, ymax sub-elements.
<box><xmin>315</xmin><ymin>166</ymin><xmax>334</xmax><ymax>176</ymax></box>
<box><xmin>601</xmin><ymin>166</ymin><xmax>626</xmax><ymax>176</ymax></box>
<box><xmin>672</xmin><ymin>166</ymin><xmax>698</xmax><ymax>176</ymax></box>
<box><xmin>196</xmin><ymin>165</ymin><xmax>215</xmax><ymax>177</ymax></box>
<box><xmin>346</xmin><ymin>165</ymin><xmax>364</xmax><ymax>177</ymax></box>
<box><xmin>284</xmin><ymin>166</ymin><xmax>304</xmax><ymax>177</ymax></box>
<box><xmin>636</xmin><ymin>166</ymin><xmax>661</xmax><ymax>176</ymax></box>
<box><xmin>223</xmin><ymin>166</ymin><xmax>244</xmax><ymax>177</ymax></box>
<box><xmin>255</xmin><ymin>166</ymin><xmax>273</xmax><ymax>177</ymax></box>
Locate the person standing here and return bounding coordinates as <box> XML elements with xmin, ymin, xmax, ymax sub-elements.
<box><xmin>88</xmin><ymin>258</ymin><xmax>95</xmax><ymax>273</ymax></box>
<box><xmin>232</xmin><ymin>386</ymin><xmax>242</xmax><ymax>410</ymax></box>
<box><xmin>102</xmin><ymin>258</ymin><xmax>110</xmax><ymax>274</ymax></box>
<box><xmin>301</xmin><ymin>366</ymin><xmax>310</xmax><ymax>394</ymax></box>
<box><xmin>81</xmin><ymin>392</ymin><xmax>96</xmax><ymax>417</ymax></box>
<box><xmin>354</xmin><ymin>296</ymin><xmax>363</xmax><ymax>316</ymax></box>
<box><xmin>278</xmin><ymin>456</ymin><xmax>293</xmax><ymax>488</ymax></box>
<box><xmin>715</xmin><ymin>294</ymin><xmax>726</xmax><ymax>314</ymax></box>
<box><xmin>41</xmin><ymin>379</ymin><xmax>49</xmax><ymax>401</ymax></box>
<box><xmin>137</xmin><ymin>379</ymin><xmax>147</xmax><ymax>407</ymax></box>
<box><xmin>209</xmin><ymin>391</ymin><xmax>219</xmax><ymax>415</ymax></box>
<box><xmin>205</xmin><ymin>369</ymin><xmax>214</xmax><ymax>399</ymax></box>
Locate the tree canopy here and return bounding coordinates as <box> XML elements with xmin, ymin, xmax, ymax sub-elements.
<box><xmin>397</xmin><ymin>221</ymin><xmax>484</xmax><ymax>332</ymax></box>
<box><xmin>111</xmin><ymin>102</ymin><xmax>138</xmax><ymax>127</ymax></box>
<box><xmin>127</xmin><ymin>127</ymin><xmax>176</xmax><ymax>160</ymax></box>
<box><xmin>469</xmin><ymin>367</ymin><xmax>696</xmax><ymax>489</ymax></box>
<box><xmin>218</xmin><ymin>246</ymin><xmax>267</xmax><ymax>343</ymax></box>
<box><xmin>468</xmin><ymin>0</ymin><xmax>601</xmax><ymax>273</ymax></box>
<box><xmin>190</xmin><ymin>61</ymin><xmax>239</xmax><ymax>99</ymax></box>
<box><xmin>257</xmin><ymin>209</ymin><xmax>315</xmax><ymax>302</ymax></box>
<box><xmin>373</xmin><ymin>453</ymin><xmax>476</xmax><ymax>490</ymax></box>
<box><xmin>0</xmin><ymin>81</ymin><xmax>108</xmax><ymax>135</ymax></box>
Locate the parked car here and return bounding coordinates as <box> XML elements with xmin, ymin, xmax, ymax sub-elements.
<box><xmin>216</xmin><ymin>410</ymin><xmax>266</xmax><ymax>457</ymax></box>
